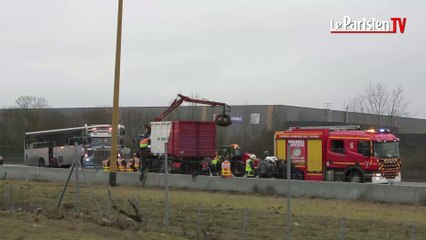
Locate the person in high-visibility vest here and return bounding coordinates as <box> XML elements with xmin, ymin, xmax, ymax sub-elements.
<box><xmin>139</xmin><ymin>138</ymin><xmax>149</xmax><ymax>149</ymax></box>
<box><xmin>139</xmin><ymin>133</ymin><xmax>150</xmax><ymax>149</ymax></box>
<box><xmin>209</xmin><ymin>153</ymin><xmax>220</xmax><ymax>176</ymax></box>
<box><xmin>127</xmin><ymin>153</ymin><xmax>140</xmax><ymax>172</ymax></box>
<box><xmin>102</xmin><ymin>159</ymin><xmax>110</xmax><ymax>171</ymax></box>
<box><xmin>118</xmin><ymin>158</ymin><xmax>127</xmax><ymax>172</ymax></box>
<box><xmin>221</xmin><ymin>159</ymin><xmax>232</xmax><ymax>177</ymax></box>
<box><xmin>245</xmin><ymin>154</ymin><xmax>255</xmax><ymax>177</ymax></box>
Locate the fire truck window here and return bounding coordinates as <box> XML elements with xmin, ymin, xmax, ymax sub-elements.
<box><xmin>358</xmin><ymin>141</ymin><xmax>370</xmax><ymax>157</ymax></box>
<box><xmin>331</xmin><ymin>140</ymin><xmax>345</xmax><ymax>154</ymax></box>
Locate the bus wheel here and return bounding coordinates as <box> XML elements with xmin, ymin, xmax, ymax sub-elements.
<box><xmin>347</xmin><ymin>171</ymin><xmax>363</xmax><ymax>183</ymax></box>
<box><xmin>38</xmin><ymin>158</ymin><xmax>45</xmax><ymax>167</ymax></box>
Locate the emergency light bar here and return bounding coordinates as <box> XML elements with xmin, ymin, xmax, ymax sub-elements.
<box><xmin>366</xmin><ymin>128</ymin><xmax>390</xmax><ymax>134</ymax></box>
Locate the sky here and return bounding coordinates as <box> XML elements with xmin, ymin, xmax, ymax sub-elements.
<box><xmin>1</xmin><ymin>1</ymin><xmax>425</xmax><ymax>118</ymax></box>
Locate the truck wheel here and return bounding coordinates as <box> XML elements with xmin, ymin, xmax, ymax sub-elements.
<box><xmin>159</xmin><ymin>160</ymin><xmax>172</xmax><ymax>173</ymax></box>
<box><xmin>159</xmin><ymin>160</ymin><xmax>166</xmax><ymax>173</ymax></box>
<box><xmin>231</xmin><ymin>162</ymin><xmax>245</xmax><ymax>177</ymax></box>
<box><xmin>347</xmin><ymin>171</ymin><xmax>363</xmax><ymax>183</ymax></box>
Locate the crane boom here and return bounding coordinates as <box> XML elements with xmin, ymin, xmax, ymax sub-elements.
<box><xmin>154</xmin><ymin>94</ymin><xmax>232</xmax><ymax>127</ymax></box>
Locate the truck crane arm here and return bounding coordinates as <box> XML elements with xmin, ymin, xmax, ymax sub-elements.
<box><xmin>154</xmin><ymin>94</ymin><xmax>232</xmax><ymax>127</ymax></box>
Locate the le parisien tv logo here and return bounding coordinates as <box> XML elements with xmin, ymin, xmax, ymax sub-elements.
<box><xmin>330</xmin><ymin>16</ymin><xmax>407</xmax><ymax>34</ymax></box>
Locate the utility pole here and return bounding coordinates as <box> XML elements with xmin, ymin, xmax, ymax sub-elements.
<box><xmin>287</xmin><ymin>141</ymin><xmax>292</xmax><ymax>240</ymax></box>
<box><xmin>109</xmin><ymin>0</ymin><xmax>123</xmax><ymax>186</ymax></box>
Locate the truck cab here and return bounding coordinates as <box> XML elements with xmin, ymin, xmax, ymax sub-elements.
<box><xmin>327</xmin><ymin>129</ymin><xmax>401</xmax><ymax>183</ymax></box>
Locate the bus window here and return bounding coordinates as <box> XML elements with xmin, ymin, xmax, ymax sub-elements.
<box><xmin>69</xmin><ymin>137</ymin><xmax>84</xmax><ymax>146</ymax></box>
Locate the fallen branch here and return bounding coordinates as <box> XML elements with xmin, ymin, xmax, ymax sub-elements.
<box><xmin>112</xmin><ymin>196</ymin><xmax>143</xmax><ymax>223</ymax></box>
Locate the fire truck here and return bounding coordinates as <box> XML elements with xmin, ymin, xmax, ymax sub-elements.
<box><xmin>273</xmin><ymin>126</ymin><xmax>401</xmax><ymax>183</ymax></box>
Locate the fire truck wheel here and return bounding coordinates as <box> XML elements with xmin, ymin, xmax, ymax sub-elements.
<box><xmin>347</xmin><ymin>171</ymin><xmax>363</xmax><ymax>183</ymax></box>
<box><xmin>292</xmin><ymin>170</ymin><xmax>304</xmax><ymax>180</ymax></box>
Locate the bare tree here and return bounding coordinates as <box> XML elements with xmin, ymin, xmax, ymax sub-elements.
<box><xmin>346</xmin><ymin>83</ymin><xmax>410</xmax><ymax>127</ymax></box>
<box><xmin>16</xmin><ymin>96</ymin><xmax>48</xmax><ymax>109</ymax></box>
<box><xmin>15</xmin><ymin>96</ymin><xmax>48</xmax><ymax>131</ymax></box>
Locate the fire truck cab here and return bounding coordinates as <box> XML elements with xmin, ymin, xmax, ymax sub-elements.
<box><xmin>274</xmin><ymin>126</ymin><xmax>401</xmax><ymax>184</ymax></box>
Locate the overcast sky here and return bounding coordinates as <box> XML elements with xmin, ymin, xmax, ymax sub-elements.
<box><xmin>1</xmin><ymin>1</ymin><xmax>425</xmax><ymax>118</ymax></box>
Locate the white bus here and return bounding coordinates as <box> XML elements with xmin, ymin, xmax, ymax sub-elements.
<box><xmin>24</xmin><ymin>124</ymin><xmax>127</xmax><ymax>168</ymax></box>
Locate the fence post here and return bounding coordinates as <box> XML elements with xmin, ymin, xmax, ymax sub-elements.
<box><xmin>5</xmin><ymin>185</ymin><xmax>15</xmax><ymax>212</ymax></box>
<box><xmin>243</xmin><ymin>208</ymin><xmax>249</xmax><ymax>240</ymax></box>
<box><xmin>196</xmin><ymin>205</ymin><xmax>202</xmax><ymax>239</ymax></box>
<box><xmin>286</xmin><ymin>141</ymin><xmax>292</xmax><ymax>240</ymax></box>
<box><xmin>339</xmin><ymin>218</ymin><xmax>345</xmax><ymax>240</ymax></box>
<box><xmin>164</xmin><ymin>142</ymin><xmax>170</xmax><ymax>231</ymax></box>
<box><xmin>411</xmin><ymin>224</ymin><xmax>416</xmax><ymax>240</ymax></box>
<box><xmin>75</xmin><ymin>142</ymin><xmax>81</xmax><ymax>215</ymax></box>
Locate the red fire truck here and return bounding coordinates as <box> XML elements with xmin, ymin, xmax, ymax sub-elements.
<box><xmin>274</xmin><ymin>126</ymin><xmax>401</xmax><ymax>183</ymax></box>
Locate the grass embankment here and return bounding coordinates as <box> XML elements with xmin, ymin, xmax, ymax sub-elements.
<box><xmin>0</xmin><ymin>179</ymin><xmax>425</xmax><ymax>240</ymax></box>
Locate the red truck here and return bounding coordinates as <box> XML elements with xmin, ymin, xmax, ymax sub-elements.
<box><xmin>167</xmin><ymin>120</ymin><xmax>215</xmax><ymax>174</ymax></box>
<box><xmin>274</xmin><ymin>126</ymin><xmax>402</xmax><ymax>183</ymax></box>
<box><xmin>137</xmin><ymin>94</ymin><xmax>233</xmax><ymax>175</ymax></box>
<box><xmin>141</xmin><ymin>120</ymin><xmax>215</xmax><ymax>174</ymax></box>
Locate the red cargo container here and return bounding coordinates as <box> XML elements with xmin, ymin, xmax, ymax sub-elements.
<box><xmin>167</xmin><ymin>121</ymin><xmax>216</xmax><ymax>158</ymax></box>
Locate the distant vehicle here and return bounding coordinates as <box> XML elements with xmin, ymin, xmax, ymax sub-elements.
<box><xmin>0</xmin><ymin>154</ymin><xmax>3</xmax><ymax>165</ymax></box>
<box><xmin>24</xmin><ymin>124</ymin><xmax>127</xmax><ymax>168</ymax></box>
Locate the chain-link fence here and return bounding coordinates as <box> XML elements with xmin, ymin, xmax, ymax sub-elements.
<box><xmin>1</xmin><ymin>175</ymin><xmax>425</xmax><ymax>239</ymax></box>
<box><xmin>143</xmin><ymin>199</ymin><xmax>425</xmax><ymax>239</ymax></box>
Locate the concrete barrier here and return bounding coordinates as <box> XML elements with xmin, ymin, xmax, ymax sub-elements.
<box><xmin>1</xmin><ymin>165</ymin><xmax>425</xmax><ymax>204</ymax></box>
